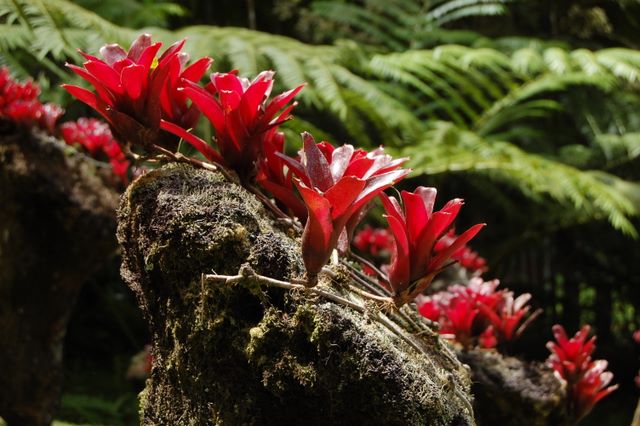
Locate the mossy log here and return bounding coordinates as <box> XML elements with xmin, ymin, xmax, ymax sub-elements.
<box><xmin>118</xmin><ymin>164</ymin><xmax>476</xmax><ymax>425</ymax></box>
<box><xmin>0</xmin><ymin>126</ymin><xmax>119</xmax><ymax>426</ymax></box>
<box><xmin>458</xmin><ymin>349</ymin><xmax>569</xmax><ymax>426</ymax></box>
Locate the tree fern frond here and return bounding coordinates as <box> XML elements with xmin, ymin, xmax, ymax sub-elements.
<box><xmin>399</xmin><ymin>122</ymin><xmax>637</xmax><ymax>235</ymax></box>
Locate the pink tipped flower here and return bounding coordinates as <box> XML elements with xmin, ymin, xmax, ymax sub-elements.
<box><xmin>381</xmin><ymin>187</ymin><xmax>485</xmax><ymax>306</ymax></box>
<box><xmin>0</xmin><ymin>67</ymin><xmax>63</xmax><ymax>133</ymax></box>
<box><xmin>60</xmin><ymin>118</ymin><xmax>129</xmax><ymax>184</ymax></box>
<box><xmin>478</xmin><ymin>291</ymin><xmax>533</xmax><ymax>342</ymax></box>
<box><xmin>63</xmin><ymin>34</ymin><xmax>212</xmax><ymax>150</ymax></box>
<box><xmin>417</xmin><ymin>278</ymin><xmax>536</xmax><ymax>349</ymax></box>
<box><xmin>547</xmin><ymin>325</ymin><xmax>618</xmax><ymax>421</ymax></box>
<box><xmin>283</xmin><ymin>133</ymin><xmax>409</xmax><ymax>282</ymax></box>
<box><xmin>440</xmin><ymin>297</ymin><xmax>478</xmax><ymax>348</ymax></box>
<box><xmin>547</xmin><ymin>325</ymin><xmax>596</xmax><ymax>380</ymax></box>
<box><xmin>162</xmin><ymin>70</ymin><xmax>304</xmax><ymax>179</ymax></box>
<box><xmin>277</xmin><ymin>136</ymin><xmax>408</xmax><ymax>239</ymax></box>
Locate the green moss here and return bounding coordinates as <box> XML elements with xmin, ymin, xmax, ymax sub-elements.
<box><xmin>118</xmin><ymin>164</ymin><xmax>475</xmax><ymax>426</ymax></box>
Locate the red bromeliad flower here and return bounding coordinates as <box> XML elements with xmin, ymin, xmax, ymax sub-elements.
<box><xmin>547</xmin><ymin>325</ymin><xmax>618</xmax><ymax>421</ymax></box>
<box><xmin>0</xmin><ymin>67</ymin><xmax>63</xmax><ymax>133</ymax></box>
<box><xmin>381</xmin><ymin>187</ymin><xmax>485</xmax><ymax>306</ymax></box>
<box><xmin>416</xmin><ymin>278</ymin><xmax>536</xmax><ymax>349</ymax></box>
<box><xmin>276</xmin><ymin>135</ymin><xmax>408</xmax><ymax>237</ymax></box>
<box><xmin>63</xmin><ymin>34</ymin><xmax>212</xmax><ymax>150</ymax></box>
<box><xmin>161</xmin><ymin>70</ymin><xmax>304</xmax><ymax>179</ymax></box>
<box><xmin>478</xmin><ymin>291</ymin><xmax>534</xmax><ymax>342</ymax></box>
<box><xmin>278</xmin><ymin>132</ymin><xmax>409</xmax><ymax>282</ymax></box>
<box><xmin>60</xmin><ymin>118</ymin><xmax>129</xmax><ymax>183</ymax></box>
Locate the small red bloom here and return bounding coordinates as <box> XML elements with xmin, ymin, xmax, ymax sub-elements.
<box><xmin>417</xmin><ymin>278</ymin><xmax>536</xmax><ymax>349</ymax></box>
<box><xmin>162</xmin><ymin>70</ymin><xmax>304</xmax><ymax>179</ymax></box>
<box><xmin>547</xmin><ymin>325</ymin><xmax>618</xmax><ymax>421</ymax></box>
<box><xmin>63</xmin><ymin>34</ymin><xmax>212</xmax><ymax>150</ymax></box>
<box><xmin>478</xmin><ymin>291</ymin><xmax>533</xmax><ymax>342</ymax></box>
<box><xmin>352</xmin><ymin>225</ymin><xmax>394</xmax><ymax>257</ymax></box>
<box><xmin>278</xmin><ymin>138</ymin><xmax>408</xmax><ymax>248</ymax></box>
<box><xmin>479</xmin><ymin>326</ymin><xmax>498</xmax><ymax>349</ymax></box>
<box><xmin>283</xmin><ymin>133</ymin><xmax>409</xmax><ymax>281</ymax></box>
<box><xmin>0</xmin><ymin>67</ymin><xmax>63</xmax><ymax>132</ymax></box>
<box><xmin>381</xmin><ymin>187</ymin><xmax>485</xmax><ymax>306</ymax></box>
<box><xmin>60</xmin><ymin>118</ymin><xmax>129</xmax><ymax>183</ymax></box>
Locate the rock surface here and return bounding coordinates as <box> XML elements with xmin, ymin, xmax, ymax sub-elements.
<box><xmin>118</xmin><ymin>163</ymin><xmax>476</xmax><ymax>426</ymax></box>
<box><xmin>0</xmin><ymin>126</ymin><xmax>119</xmax><ymax>425</ymax></box>
<box><xmin>458</xmin><ymin>349</ymin><xmax>569</xmax><ymax>426</ymax></box>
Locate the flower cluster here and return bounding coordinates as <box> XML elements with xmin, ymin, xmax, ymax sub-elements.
<box><xmin>0</xmin><ymin>67</ymin><xmax>62</xmax><ymax>133</ymax></box>
<box><xmin>63</xmin><ymin>34</ymin><xmax>485</xmax><ymax>299</ymax></box>
<box><xmin>163</xmin><ymin>70</ymin><xmax>304</xmax><ymax>178</ymax></box>
<box><xmin>60</xmin><ymin>118</ymin><xmax>130</xmax><ymax>183</ymax></box>
<box><xmin>382</xmin><ymin>188</ymin><xmax>485</xmax><ymax>306</ymax></box>
<box><xmin>546</xmin><ymin>325</ymin><xmax>617</xmax><ymax>421</ymax></box>
<box><xmin>63</xmin><ymin>34</ymin><xmax>212</xmax><ymax>150</ymax></box>
<box><xmin>417</xmin><ymin>278</ymin><xmax>537</xmax><ymax>349</ymax></box>
<box><xmin>274</xmin><ymin>133</ymin><xmax>410</xmax><ymax>281</ymax></box>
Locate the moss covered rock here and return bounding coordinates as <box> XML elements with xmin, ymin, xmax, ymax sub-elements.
<box><xmin>118</xmin><ymin>164</ymin><xmax>476</xmax><ymax>425</ymax></box>
<box><xmin>458</xmin><ymin>349</ymin><xmax>569</xmax><ymax>426</ymax></box>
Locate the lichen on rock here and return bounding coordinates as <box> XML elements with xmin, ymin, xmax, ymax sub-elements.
<box><xmin>118</xmin><ymin>163</ymin><xmax>476</xmax><ymax>425</ymax></box>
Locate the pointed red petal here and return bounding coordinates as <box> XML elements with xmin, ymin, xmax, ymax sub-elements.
<box><xmin>121</xmin><ymin>64</ymin><xmax>145</xmax><ymax>100</ymax></box>
<box><xmin>296</xmin><ymin>180</ymin><xmax>334</xmax><ymax>276</ymax></box>
<box><xmin>239</xmin><ymin>78</ymin><xmax>273</xmax><ymax>126</ymax></box>
<box><xmin>385</xmin><ymin>214</ymin><xmax>411</xmax><ymax>293</ymax></box>
<box><xmin>380</xmin><ymin>193</ymin><xmax>404</xmax><ymax>224</ymax></box>
<box><xmin>66</xmin><ymin>64</ymin><xmax>115</xmax><ymax>105</ymax></box>
<box><xmin>302</xmin><ymin>132</ymin><xmax>334</xmax><ymax>192</ymax></box>
<box><xmin>264</xmin><ymin>84</ymin><xmax>304</xmax><ymax>120</ymax></box>
<box><xmin>62</xmin><ymin>84</ymin><xmax>111</xmax><ymax>122</ymax></box>
<box><xmin>84</xmin><ymin>60</ymin><xmax>123</xmax><ymax>94</ymax></box>
<box><xmin>415</xmin><ymin>186</ymin><xmax>438</xmax><ymax>218</ymax></box>
<box><xmin>138</xmin><ymin>42</ymin><xmax>162</xmax><ymax>70</ymax></box>
<box><xmin>99</xmin><ymin>43</ymin><xmax>127</xmax><ymax>65</ymax></box>
<box><xmin>127</xmin><ymin>34</ymin><xmax>152</xmax><ymax>62</ymax></box>
<box><xmin>275</xmin><ymin>152</ymin><xmax>309</xmax><ymax>186</ymax></box>
<box><xmin>329</xmin><ymin>144</ymin><xmax>355</xmax><ymax>181</ymax></box>
<box><xmin>324</xmin><ymin>176</ymin><xmax>365</xmax><ymax>220</ymax></box>
<box><xmin>158</xmin><ymin>39</ymin><xmax>186</xmax><ymax>64</ymax></box>
<box><xmin>159</xmin><ymin>119</ymin><xmax>225</xmax><ymax>164</ymax></box>
<box><xmin>429</xmin><ymin>223</ymin><xmax>485</xmax><ymax>271</ymax></box>
<box><xmin>180</xmin><ymin>81</ymin><xmax>225</xmax><ymax>133</ymax></box>
<box><xmin>181</xmin><ymin>57</ymin><xmax>213</xmax><ymax>82</ymax></box>
<box><xmin>354</xmin><ymin>169</ymin><xmax>410</xmax><ymax>210</ymax></box>
<box><xmin>402</xmin><ymin>190</ymin><xmax>429</xmax><ymax>245</ymax></box>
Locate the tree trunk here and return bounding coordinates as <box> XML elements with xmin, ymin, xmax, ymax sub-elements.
<box><xmin>117</xmin><ymin>163</ymin><xmax>476</xmax><ymax>425</ymax></box>
<box><xmin>0</xmin><ymin>126</ymin><xmax>119</xmax><ymax>425</ymax></box>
